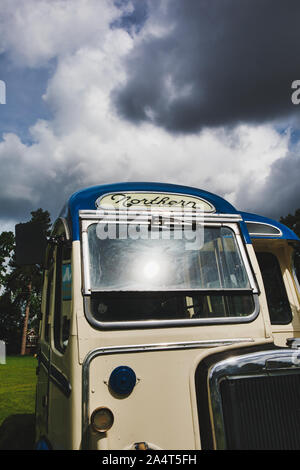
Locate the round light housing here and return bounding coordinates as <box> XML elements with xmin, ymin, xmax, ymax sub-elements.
<box><xmin>108</xmin><ymin>366</ymin><xmax>136</xmax><ymax>396</ymax></box>
<box><xmin>91</xmin><ymin>407</ymin><xmax>114</xmax><ymax>433</ymax></box>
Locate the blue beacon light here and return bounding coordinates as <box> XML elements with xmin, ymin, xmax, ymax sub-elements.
<box><xmin>108</xmin><ymin>366</ymin><xmax>136</xmax><ymax>396</ymax></box>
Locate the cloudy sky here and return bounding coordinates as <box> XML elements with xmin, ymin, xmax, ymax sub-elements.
<box><xmin>0</xmin><ymin>0</ymin><xmax>300</xmax><ymax>232</ymax></box>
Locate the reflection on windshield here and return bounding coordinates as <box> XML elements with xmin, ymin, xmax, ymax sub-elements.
<box><xmin>87</xmin><ymin>224</ymin><xmax>250</xmax><ymax>291</ymax></box>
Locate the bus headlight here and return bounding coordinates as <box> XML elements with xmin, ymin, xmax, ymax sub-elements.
<box><xmin>91</xmin><ymin>407</ymin><xmax>114</xmax><ymax>433</ymax></box>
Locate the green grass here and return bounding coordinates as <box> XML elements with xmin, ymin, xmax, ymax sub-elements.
<box><xmin>0</xmin><ymin>355</ymin><xmax>37</xmax><ymax>425</ymax></box>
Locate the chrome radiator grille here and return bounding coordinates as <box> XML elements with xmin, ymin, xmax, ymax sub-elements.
<box><xmin>196</xmin><ymin>347</ymin><xmax>300</xmax><ymax>450</ymax></box>
<box><xmin>220</xmin><ymin>372</ymin><xmax>300</xmax><ymax>449</ymax></box>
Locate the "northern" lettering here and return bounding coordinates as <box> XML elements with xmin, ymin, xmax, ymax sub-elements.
<box><xmin>110</xmin><ymin>193</ymin><xmax>197</xmax><ymax>209</ymax></box>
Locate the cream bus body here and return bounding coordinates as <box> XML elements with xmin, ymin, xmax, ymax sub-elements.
<box><xmin>16</xmin><ymin>182</ymin><xmax>300</xmax><ymax>450</ymax></box>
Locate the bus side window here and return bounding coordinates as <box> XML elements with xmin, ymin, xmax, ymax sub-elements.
<box><xmin>53</xmin><ymin>244</ymin><xmax>72</xmax><ymax>353</ymax></box>
<box><xmin>256</xmin><ymin>252</ymin><xmax>292</xmax><ymax>325</ymax></box>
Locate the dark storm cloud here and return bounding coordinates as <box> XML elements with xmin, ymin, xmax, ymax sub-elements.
<box><xmin>236</xmin><ymin>148</ymin><xmax>300</xmax><ymax>220</ymax></box>
<box><xmin>0</xmin><ymin>195</ymin><xmax>36</xmax><ymax>222</ymax></box>
<box><xmin>113</xmin><ymin>0</ymin><xmax>300</xmax><ymax>133</ymax></box>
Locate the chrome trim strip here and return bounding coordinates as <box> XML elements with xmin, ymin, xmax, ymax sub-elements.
<box><xmin>59</xmin><ymin>217</ymin><xmax>71</xmax><ymax>241</ymax></box>
<box><xmin>88</xmin><ymin>288</ymin><xmax>253</xmax><ymax>293</ymax></box>
<box><xmin>229</xmin><ymin>223</ymin><xmax>259</xmax><ymax>294</ymax></box>
<box><xmin>39</xmin><ymin>352</ymin><xmax>72</xmax><ymax>398</ymax></box>
<box><xmin>79</xmin><ymin>209</ymin><xmax>242</xmax><ymax>223</ymax></box>
<box><xmin>208</xmin><ymin>348</ymin><xmax>300</xmax><ymax>449</ymax></box>
<box><xmin>81</xmin><ymin>338</ymin><xmax>254</xmax><ymax>449</ymax></box>
<box><xmin>81</xmin><ymin>227</ymin><xmax>91</xmax><ymax>294</ymax></box>
<box><xmin>52</xmin><ymin>217</ymin><xmax>71</xmax><ymax>240</ymax></box>
<box><xmin>83</xmin><ymin>294</ymin><xmax>260</xmax><ymax>330</ymax></box>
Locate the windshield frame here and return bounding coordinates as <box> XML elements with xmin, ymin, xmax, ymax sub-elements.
<box><xmin>80</xmin><ymin>210</ymin><xmax>259</xmax><ymax>329</ymax></box>
<box><xmin>291</xmin><ymin>241</ymin><xmax>300</xmax><ymax>296</ymax></box>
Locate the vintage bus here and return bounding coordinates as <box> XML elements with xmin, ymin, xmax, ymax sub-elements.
<box><xmin>15</xmin><ymin>182</ymin><xmax>300</xmax><ymax>450</ymax></box>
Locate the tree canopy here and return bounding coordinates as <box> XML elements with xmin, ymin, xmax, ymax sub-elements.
<box><xmin>0</xmin><ymin>231</ymin><xmax>14</xmax><ymax>286</ymax></box>
<box><xmin>280</xmin><ymin>208</ymin><xmax>300</xmax><ymax>238</ymax></box>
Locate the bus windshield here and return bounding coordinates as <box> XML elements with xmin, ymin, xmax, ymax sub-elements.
<box><xmin>85</xmin><ymin>222</ymin><xmax>255</xmax><ymax>323</ymax></box>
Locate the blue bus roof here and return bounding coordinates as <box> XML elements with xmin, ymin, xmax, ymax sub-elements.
<box><xmin>61</xmin><ymin>182</ymin><xmax>299</xmax><ymax>243</ymax></box>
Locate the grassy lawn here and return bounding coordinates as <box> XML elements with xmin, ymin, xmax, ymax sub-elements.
<box><xmin>0</xmin><ymin>355</ymin><xmax>37</xmax><ymax>425</ymax></box>
<box><xmin>0</xmin><ymin>355</ymin><xmax>37</xmax><ymax>449</ymax></box>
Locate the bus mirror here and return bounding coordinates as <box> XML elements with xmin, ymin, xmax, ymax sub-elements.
<box><xmin>15</xmin><ymin>222</ymin><xmax>47</xmax><ymax>266</ymax></box>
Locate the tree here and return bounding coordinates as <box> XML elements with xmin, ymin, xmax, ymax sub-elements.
<box><xmin>0</xmin><ymin>208</ymin><xmax>51</xmax><ymax>354</ymax></box>
<box><xmin>0</xmin><ymin>232</ymin><xmax>18</xmax><ymax>353</ymax></box>
<box><xmin>0</xmin><ymin>231</ymin><xmax>14</xmax><ymax>287</ymax></box>
<box><xmin>280</xmin><ymin>209</ymin><xmax>300</xmax><ymax>238</ymax></box>
<box><xmin>0</xmin><ymin>291</ymin><xmax>23</xmax><ymax>354</ymax></box>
